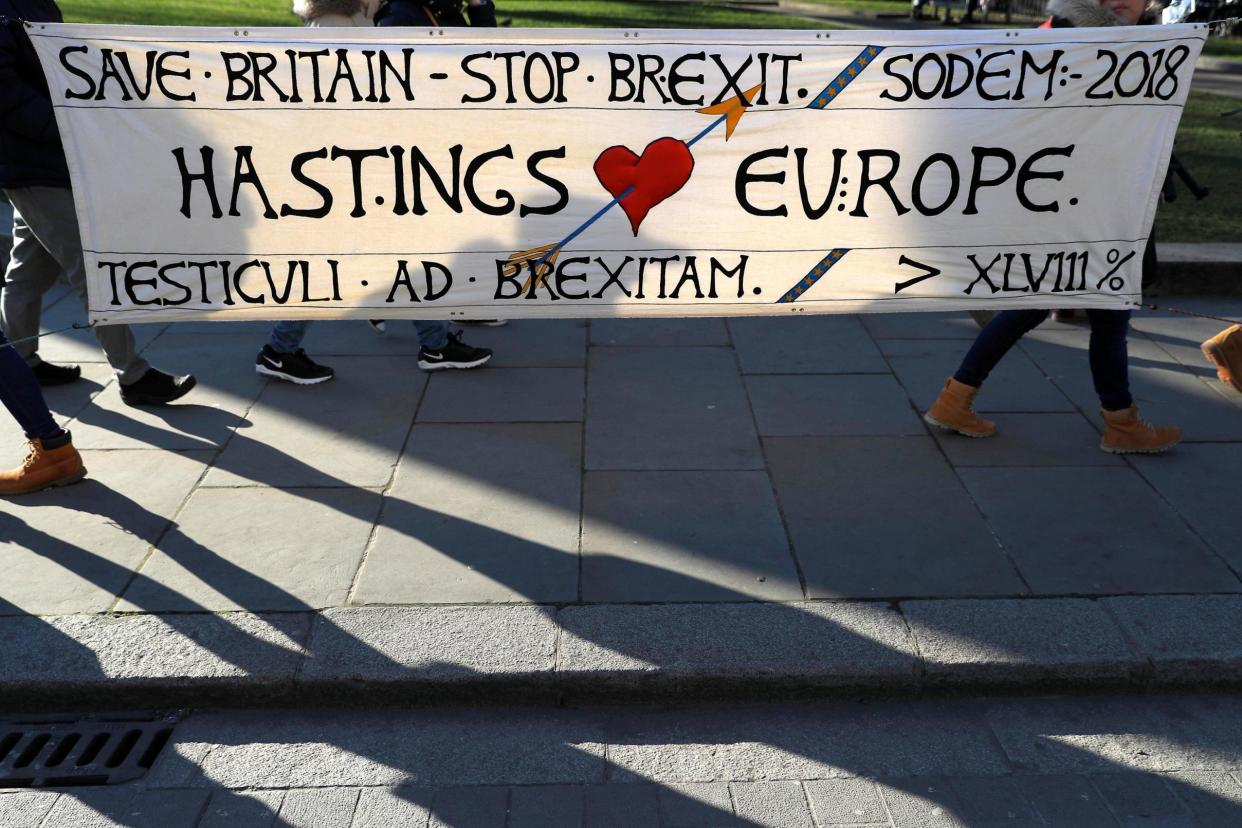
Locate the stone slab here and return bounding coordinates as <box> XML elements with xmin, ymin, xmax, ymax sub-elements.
<box><xmin>351</xmin><ymin>787</ymin><xmax>432</xmax><ymax>828</ymax></box>
<box><xmin>902</xmin><ymin>599</ymin><xmax>1141</xmax><ymax>690</ymax></box>
<box><xmin>959</xmin><ymin>467</ymin><xmax>1240</xmax><ymax>594</ymax></box>
<box><xmin>745</xmin><ymin>374</ymin><xmax>925</xmax><ymax>437</ymax></box>
<box><xmin>728</xmin><ymin>316</ymin><xmax>889</xmax><ymax>374</ymax></box>
<box><xmin>0</xmin><ymin>791</ymin><xmax>60</xmax><ymax>828</ymax></box>
<box><xmin>118</xmin><ymin>487</ymin><xmax>380</xmax><ymax>612</ymax></box>
<box><xmin>986</xmin><ymin>696</ymin><xmax>1242</xmax><ymax>774</ymax></box>
<box><xmin>509</xmin><ymin>786</ymin><xmax>584</xmax><ymax>828</ymax></box>
<box><xmin>658</xmin><ymin>783</ymin><xmax>736</xmax><ymax>827</ymax></box>
<box><xmin>68</xmin><ymin>332</ymin><xmax>264</xmax><ymax>451</ymax></box>
<box><xmin>450</xmin><ymin>319</ymin><xmax>587</xmax><ymax>367</ymax></box>
<box><xmin>590</xmin><ymin>318</ymin><xmax>729</xmax><ymax>347</ymax></box>
<box><xmin>417</xmin><ymin>367</ymin><xmax>584</xmax><ymax>423</ymax></box>
<box><xmin>1103</xmin><ymin>596</ymin><xmax>1242</xmax><ymax>687</ymax></box>
<box><xmin>352</xmin><ymin>423</ymin><xmax>580</xmax><ymax>604</ymax></box>
<box><xmin>198</xmin><ymin>790</ymin><xmax>285</xmax><ymax>828</ymax></box>
<box><xmin>599</xmin><ymin>700</ymin><xmax>1012</xmax><ymax>780</ymax></box>
<box><xmin>278</xmin><ymin>788</ymin><xmax>359</xmax><ymax>828</ymax></box>
<box><xmin>766</xmin><ymin>437</ymin><xmax>1024</xmax><ymax>599</ymax></box>
<box><xmin>876</xmin><ymin>778</ymin><xmax>966</xmax><ymax>827</ymax></box>
<box><xmin>586</xmin><ymin>347</ymin><xmax>762</xmax><ymax>470</ymax></box>
<box><xmin>804</xmin><ymin>779</ymin><xmax>887</xmax><ymax>825</ymax></box>
<box><xmin>0</xmin><ymin>450</ymin><xmax>210</xmax><ymax>615</ymax></box>
<box><xmin>1012</xmin><ymin>775</ymin><xmax>1123</xmax><ymax>826</ymax></box>
<box><xmin>860</xmin><ymin>312</ymin><xmax>982</xmax><ymax>340</ymax></box>
<box><xmin>1019</xmin><ymin>331</ymin><xmax>1242</xmax><ymax>441</ymax></box>
<box><xmin>430</xmin><ymin>787</ymin><xmax>508</xmax><ymax>828</ymax></box>
<box><xmin>202</xmin><ymin>355</ymin><xmax>425</xmax><ymax>488</ymax></box>
<box><xmin>1128</xmin><ymin>444</ymin><xmax>1242</xmax><ymax>565</ymax></box>
<box><xmin>1089</xmin><ymin>773</ymin><xmax>1195</xmax><ymax>826</ymax></box>
<box><xmin>555</xmin><ymin>601</ymin><xmax>917</xmax><ymax>698</ymax></box>
<box><xmin>299</xmin><ymin>606</ymin><xmax>559</xmax><ymax>698</ymax></box>
<box><xmin>0</xmin><ymin>611</ymin><xmax>308</xmax><ymax>710</ymax></box>
<box><xmin>930</xmin><ymin>412</ymin><xmax>1125</xmax><ymax>467</ymax></box>
<box><xmin>581</xmin><ymin>471</ymin><xmax>802</xmax><ymax>602</ymax></box>
<box><xmin>583</xmin><ymin>784</ymin><xmax>660</xmax><ymax>828</ymax></box>
<box><xmin>30</xmin><ymin>294</ymin><xmax>165</xmax><ymax>368</ymax></box>
<box><xmin>881</xmin><ymin>338</ymin><xmax>1074</xmax><ymax>413</ymax></box>
<box><xmin>730</xmin><ymin>781</ymin><xmax>813</xmax><ymax>828</ymax></box>
<box><xmin>1162</xmin><ymin>771</ymin><xmax>1242</xmax><ymax>826</ymax></box>
<box><xmin>183</xmin><ymin>708</ymin><xmax>605</xmax><ymax>787</ymax></box>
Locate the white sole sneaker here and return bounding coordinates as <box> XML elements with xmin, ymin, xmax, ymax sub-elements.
<box><xmin>255</xmin><ymin>364</ymin><xmax>334</xmax><ymax>385</ymax></box>
<box><xmin>417</xmin><ymin>354</ymin><xmax>492</xmax><ymax>371</ymax></box>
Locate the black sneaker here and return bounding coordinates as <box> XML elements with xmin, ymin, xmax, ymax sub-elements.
<box><xmin>367</xmin><ymin>319</ymin><xmax>386</xmax><ymax>335</ymax></box>
<box><xmin>255</xmin><ymin>346</ymin><xmax>335</xmax><ymax>385</ymax></box>
<box><xmin>418</xmin><ymin>331</ymin><xmax>492</xmax><ymax>371</ymax></box>
<box><xmin>32</xmin><ymin>361</ymin><xmax>81</xmax><ymax>387</ymax></box>
<box><xmin>456</xmin><ymin>319</ymin><xmax>508</xmax><ymax>327</ymax></box>
<box><xmin>120</xmin><ymin>368</ymin><xmax>197</xmax><ymax>406</ymax></box>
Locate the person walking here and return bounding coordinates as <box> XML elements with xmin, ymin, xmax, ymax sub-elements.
<box><xmin>924</xmin><ymin>0</ymin><xmax>1180</xmax><ymax>455</ymax></box>
<box><xmin>0</xmin><ymin>0</ymin><xmax>196</xmax><ymax>405</ymax></box>
<box><xmin>0</xmin><ymin>328</ymin><xmax>84</xmax><ymax>494</ymax></box>
<box><xmin>253</xmin><ymin>0</ymin><xmax>494</xmax><ymax>382</ymax></box>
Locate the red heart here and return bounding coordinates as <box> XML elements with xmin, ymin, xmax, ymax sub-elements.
<box><xmin>593</xmin><ymin>137</ymin><xmax>695</xmax><ymax>235</ymax></box>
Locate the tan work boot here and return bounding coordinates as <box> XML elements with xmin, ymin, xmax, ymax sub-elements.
<box><xmin>924</xmin><ymin>378</ymin><xmax>997</xmax><ymax>438</ymax></box>
<box><xmin>1099</xmin><ymin>406</ymin><xmax>1180</xmax><ymax>454</ymax></box>
<box><xmin>0</xmin><ymin>437</ymin><xmax>87</xmax><ymax>496</ymax></box>
<box><xmin>1202</xmin><ymin>324</ymin><xmax>1242</xmax><ymax>394</ymax></box>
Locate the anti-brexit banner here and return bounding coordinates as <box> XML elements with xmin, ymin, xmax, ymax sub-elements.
<box><xmin>29</xmin><ymin>23</ymin><xmax>1204</xmax><ymax>324</ymax></box>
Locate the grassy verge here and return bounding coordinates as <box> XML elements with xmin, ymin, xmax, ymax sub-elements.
<box><xmin>1159</xmin><ymin>91</ymin><xmax>1242</xmax><ymax>241</ymax></box>
<box><xmin>59</xmin><ymin>0</ymin><xmax>829</xmax><ymax>29</ymax></box>
<box><xmin>57</xmin><ymin>0</ymin><xmax>1240</xmax><ymax>241</ymax></box>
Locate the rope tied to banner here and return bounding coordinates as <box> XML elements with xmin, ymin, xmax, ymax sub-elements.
<box><xmin>1128</xmin><ymin>301</ymin><xmax>1242</xmax><ymax>325</ymax></box>
<box><xmin>1</xmin><ymin>321</ymin><xmax>96</xmax><ymax>349</ymax></box>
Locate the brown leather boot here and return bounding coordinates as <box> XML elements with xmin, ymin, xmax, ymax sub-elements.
<box><xmin>1099</xmin><ymin>406</ymin><xmax>1180</xmax><ymax>454</ymax></box>
<box><xmin>1202</xmin><ymin>324</ymin><xmax>1242</xmax><ymax>394</ymax></box>
<box><xmin>0</xmin><ymin>437</ymin><xmax>87</xmax><ymax>496</ymax></box>
<box><xmin>924</xmin><ymin>378</ymin><xmax>997</xmax><ymax>438</ymax></box>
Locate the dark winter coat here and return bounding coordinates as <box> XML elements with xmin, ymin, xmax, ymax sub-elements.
<box><xmin>0</xmin><ymin>0</ymin><xmax>69</xmax><ymax>188</ymax></box>
<box><xmin>375</xmin><ymin>0</ymin><xmax>496</xmax><ymax>28</ymax></box>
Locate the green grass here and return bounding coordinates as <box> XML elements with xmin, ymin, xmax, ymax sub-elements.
<box><xmin>59</xmin><ymin>0</ymin><xmax>829</xmax><ymax>29</ymax></box>
<box><xmin>57</xmin><ymin>0</ymin><xmax>1242</xmax><ymax>241</ymax></box>
<box><xmin>1158</xmin><ymin>91</ymin><xmax>1242</xmax><ymax>241</ymax></box>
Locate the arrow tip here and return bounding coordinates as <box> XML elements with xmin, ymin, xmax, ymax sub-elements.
<box><xmin>696</xmin><ymin>83</ymin><xmax>764</xmax><ymax>140</ymax></box>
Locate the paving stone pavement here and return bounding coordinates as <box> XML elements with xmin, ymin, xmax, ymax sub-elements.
<box><xmin>6</xmin><ymin>695</ymin><xmax>1242</xmax><ymax>826</ymax></box>
<box><xmin>2</xmin><ymin>290</ymin><xmax>1242</xmax><ymax>703</ymax></box>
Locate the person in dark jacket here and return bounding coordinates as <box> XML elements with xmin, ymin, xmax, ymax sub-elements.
<box><xmin>0</xmin><ymin>0</ymin><xmax>195</xmax><ymax>404</ymax></box>
<box><xmin>374</xmin><ymin>0</ymin><xmax>496</xmax><ymax>28</ymax></box>
<box><xmin>924</xmin><ymin>0</ymin><xmax>1181</xmax><ymax>455</ymax></box>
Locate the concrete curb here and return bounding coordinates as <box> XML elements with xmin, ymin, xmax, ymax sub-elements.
<box><xmin>2</xmin><ymin>596</ymin><xmax>1240</xmax><ymax>711</ymax></box>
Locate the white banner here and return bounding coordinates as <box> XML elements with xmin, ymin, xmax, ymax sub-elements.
<box><xmin>29</xmin><ymin>22</ymin><xmax>1204</xmax><ymax>324</ymax></box>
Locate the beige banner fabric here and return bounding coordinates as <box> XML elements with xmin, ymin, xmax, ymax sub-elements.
<box><xmin>29</xmin><ymin>23</ymin><xmax>1205</xmax><ymax>324</ymax></box>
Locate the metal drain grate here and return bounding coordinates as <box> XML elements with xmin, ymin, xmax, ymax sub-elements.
<box><xmin>0</xmin><ymin>714</ymin><xmax>177</xmax><ymax>788</ymax></box>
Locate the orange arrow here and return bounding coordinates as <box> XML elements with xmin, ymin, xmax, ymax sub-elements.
<box><xmin>693</xmin><ymin>82</ymin><xmax>765</xmax><ymax>142</ymax></box>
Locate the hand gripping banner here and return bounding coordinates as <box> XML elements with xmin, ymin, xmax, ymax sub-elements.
<box><xmin>27</xmin><ymin>23</ymin><xmax>1206</xmax><ymax>324</ymax></box>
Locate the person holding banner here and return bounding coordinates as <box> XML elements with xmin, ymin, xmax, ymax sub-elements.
<box><xmin>0</xmin><ymin>328</ymin><xmax>85</xmax><ymax>495</ymax></box>
<box><xmin>0</xmin><ymin>0</ymin><xmax>197</xmax><ymax>405</ymax></box>
<box><xmin>924</xmin><ymin>0</ymin><xmax>1181</xmax><ymax>455</ymax></box>
<box><xmin>252</xmin><ymin>0</ymin><xmax>495</xmax><ymax>383</ymax></box>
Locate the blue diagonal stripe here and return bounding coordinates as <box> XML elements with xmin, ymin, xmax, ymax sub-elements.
<box><xmin>777</xmin><ymin>249</ymin><xmax>851</xmax><ymax>303</ymax></box>
<box><xmin>806</xmin><ymin>45</ymin><xmax>885</xmax><ymax>109</ymax></box>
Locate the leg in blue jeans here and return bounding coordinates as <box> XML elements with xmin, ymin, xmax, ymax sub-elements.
<box><xmin>954</xmin><ymin>308</ymin><xmax>1134</xmax><ymax>411</ymax></box>
<box><xmin>1085</xmin><ymin>309</ymin><xmax>1133</xmax><ymax>411</ymax></box>
<box><xmin>268</xmin><ymin>320</ymin><xmax>311</xmax><ymax>353</ymax></box>
<box><xmin>953</xmin><ymin>309</ymin><xmax>1050</xmax><ymax>388</ymax></box>
<box><xmin>0</xmin><ymin>329</ymin><xmax>63</xmax><ymax>441</ymax></box>
<box><xmin>413</xmin><ymin>320</ymin><xmax>448</xmax><ymax>350</ymax></box>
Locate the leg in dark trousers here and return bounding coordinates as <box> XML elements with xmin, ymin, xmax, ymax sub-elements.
<box><xmin>953</xmin><ymin>308</ymin><xmax>1051</xmax><ymax>388</ymax></box>
<box><xmin>1085</xmin><ymin>309</ymin><xmax>1133</xmax><ymax>411</ymax></box>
